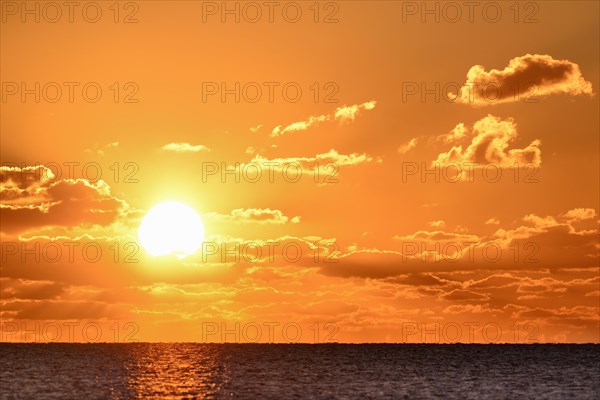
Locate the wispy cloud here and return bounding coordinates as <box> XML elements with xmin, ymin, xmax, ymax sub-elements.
<box><xmin>271</xmin><ymin>100</ymin><xmax>377</xmax><ymax>137</ymax></box>
<box><xmin>249</xmin><ymin>125</ymin><xmax>263</xmax><ymax>133</ymax></box>
<box><xmin>204</xmin><ymin>208</ymin><xmax>301</xmax><ymax>224</ymax></box>
<box><xmin>398</xmin><ymin>138</ymin><xmax>419</xmax><ymax>154</ymax></box>
<box><xmin>162</xmin><ymin>143</ymin><xmax>211</xmax><ymax>153</ymax></box>
<box><xmin>84</xmin><ymin>142</ymin><xmax>119</xmax><ymax>156</ymax></box>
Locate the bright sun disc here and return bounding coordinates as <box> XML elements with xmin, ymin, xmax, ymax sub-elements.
<box><xmin>138</xmin><ymin>202</ymin><xmax>205</xmax><ymax>258</ymax></box>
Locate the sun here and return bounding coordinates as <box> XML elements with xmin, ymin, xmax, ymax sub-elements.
<box><xmin>138</xmin><ymin>201</ymin><xmax>205</xmax><ymax>258</ymax></box>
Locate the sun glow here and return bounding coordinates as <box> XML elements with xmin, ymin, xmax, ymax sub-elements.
<box><xmin>138</xmin><ymin>202</ymin><xmax>205</xmax><ymax>258</ymax></box>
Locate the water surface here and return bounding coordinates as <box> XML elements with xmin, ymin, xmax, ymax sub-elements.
<box><xmin>1</xmin><ymin>344</ymin><xmax>598</xmax><ymax>399</ymax></box>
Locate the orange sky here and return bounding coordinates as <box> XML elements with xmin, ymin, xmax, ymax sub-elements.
<box><xmin>1</xmin><ymin>1</ymin><xmax>599</xmax><ymax>343</ymax></box>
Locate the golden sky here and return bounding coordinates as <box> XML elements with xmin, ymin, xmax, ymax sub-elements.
<box><xmin>1</xmin><ymin>1</ymin><xmax>599</xmax><ymax>343</ymax></box>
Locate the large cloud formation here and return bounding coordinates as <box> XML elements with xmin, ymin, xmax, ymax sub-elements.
<box><xmin>1</xmin><ymin>196</ymin><xmax>598</xmax><ymax>342</ymax></box>
<box><xmin>2</xmin><ymin>165</ymin><xmax>598</xmax><ymax>342</ymax></box>
<box><xmin>453</xmin><ymin>54</ymin><xmax>593</xmax><ymax>106</ymax></box>
<box><xmin>1</xmin><ymin>165</ymin><xmax>130</xmax><ymax>234</ymax></box>
<box><xmin>433</xmin><ymin>115</ymin><xmax>541</xmax><ymax>168</ymax></box>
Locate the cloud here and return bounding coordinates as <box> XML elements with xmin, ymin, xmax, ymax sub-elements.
<box><xmin>2</xmin><ymin>299</ymin><xmax>131</xmax><ymax>320</ymax></box>
<box><xmin>1</xmin><ymin>165</ymin><xmax>131</xmax><ymax>234</ymax></box>
<box><xmin>204</xmin><ymin>208</ymin><xmax>301</xmax><ymax>225</ymax></box>
<box><xmin>161</xmin><ymin>143</ymin><xmax>211</xmax><ymax>153</ymax></box>
<box><xmin>442</xmin><ymin>304</ymin><xmax>495</xmax><ymax>314</ymax></box>
<box><xmin>438</xmin><ymin>123</ymin><xmax>467</xmax><ymax>143</ymax></box>
<box><xmin>561</xmin><ymin>208</ymin><xmax>597</xmax><ymax>223</ymax></box>
<box><xmin>1</xmin><ymin>165</ymin><xmax>55</xmax><ymax>205</ymax></box>
<box><xmin>319</xmin><ymin>207</ymin><xmax>598</xmax><ymax>279</ymax></box>
<box><xmin>0</xmin><ymin>279</ymin><xmax>65</xmax><ymax>300</ymax></box>
<box><xmin>429</xmin><ymin>220</ymin><xmax>446</xmax><ymax>228</ymax></box>
<box><xmin>334</xmin><ymin>100</ymin><xmax>377</xmax><ymax>122</ymax></box>
<box><xmin>272</xmin><ymin>115</ymin><xmax>329</xmax><ymax>137</ymax></box>
<box><xmin>391</xmin><ymin>273</ymin><xmax>450</xmax><ymax>287</ymax></box>
<box><xmin>521</xmin><ymin>214</ymin><xmax>558</xmax><ymax>229</ymax></box>
<box><xmin>398</xmin><ymin>138</ymin><xmax>419</xmax><ymax>154</ymax></box>
<box><xmin>465</xmin><ymin>274</ymin><xmax>519</xmax><ymax>290</ymax></box>
<box><xmin>433</xmin><ymin>115</ymin><xmax>541</xmax><ymax>169</ymax></box>
<box><xmin>271</xmin><ymin>100</ymin><xmax>376</xmax><ymax>137</ymax></box>
<box><xmin>490</xmin><ymin>213</ymin><xmax>599</xmax><ymax>270</ymax></box>
<box><xmin>452</xmin><ymin>54</ymin><xmax>593</xmax><ymax>106</ymax></box>
<box><xmin>239</xmin><ymin>149</ymin><xmax>380</xmax><ymax>181</ymax></box>
<box><xmin>441</xmin><ymin>289</ymin><xmax>489</xmax><ymax>302</ymax></box>
<box><xmin>2</xmin><ymin>214</ymin><xmax>597</xmax><ymax>342</ymax></box>
<box><xmin>394</xmin><ymin>230</ymin><xmax>479</xmax><ymax>244</ymax></box>
<box><xmin>249</xmin><ymin>125</ymin><xmax>263</xmax><ymax>133</ymax></box>
<box><xmin>3</xmin><ymin>162</ymin><xmax>597</xmax><ymax>343</ymax></box>
<box><xmin>84</xmin><ymin>142</ymin><xmax>119</xmax><ymax>156</ymax></box>
<box><xmin>510</xmin><ymin>305</ymin><xmax>599</xmax><ymax>327</ymax></box>
<box><xmin>485</xmin><ymin>218</ymin><xmax>500</xmax><ymax>225</ymax></box>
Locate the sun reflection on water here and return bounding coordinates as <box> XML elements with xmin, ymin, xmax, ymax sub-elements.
<box><xmin>124</xmin><ymin>344</ymin><xmax>229</xmax><ymax>399</ymax></box>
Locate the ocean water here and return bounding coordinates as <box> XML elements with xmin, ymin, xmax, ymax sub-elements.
<box><xmin>0</xmin><ymin>344</ymin><xmax>598</xmax><ymax>399</ymax></box>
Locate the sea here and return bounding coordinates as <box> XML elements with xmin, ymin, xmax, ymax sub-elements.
<box><xmin>1</xmin><ymin>344</ymin><xmax>599</xmax><ymax>399</ymax></box>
